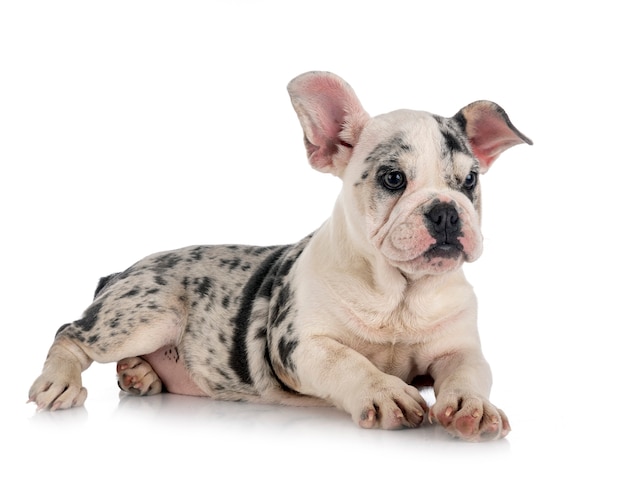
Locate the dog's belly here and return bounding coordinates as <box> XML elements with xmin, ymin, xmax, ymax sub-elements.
<box><xmin>142</xmin><ymin>346</ymin><xmax>206</xmax><ymax>396</ymax></box>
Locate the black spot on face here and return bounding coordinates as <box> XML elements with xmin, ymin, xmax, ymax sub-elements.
<box><xmin>354</xmin><ymin>168</ymin><xmax>372</xmax><ymax>187</ymax></box>
<box><xmin>365</xmin><ymin>135</ymin><xmax>412</xmax><ymax>165</ymax></box>
<box><xmin>154</xmin><ymin>275</ymin><xmax>168</xmax><ymax>286</ymax></box>
<box><xmin>442</xmin><ymin>130</ymin><xmax>464</xmax><ymax>155</ymax></box>
<box><xmin>434</xmin><ymin>115</ymin><xmax>471</xmax><ymax>158</ymax></box>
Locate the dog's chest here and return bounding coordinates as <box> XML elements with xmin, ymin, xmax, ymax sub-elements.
<box><xmin>358</xmin><ymin>341</ymin><xmax>420</xmax><ymax>380</ymax></box>
<box><xmin>324</xmin><ymin>277</ymin><xmax>476</xmax><ymax>379</ymax></box>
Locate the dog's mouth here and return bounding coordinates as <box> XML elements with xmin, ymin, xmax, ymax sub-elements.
<box><xmin>424</xmin><ymin>242</ymin><xmax>464</xmax><ymax>260</ymax></box>
<box><xmin>389</xmin><ymin>241</ymin><xmax>466</xmax><ymax>276</ymax></box>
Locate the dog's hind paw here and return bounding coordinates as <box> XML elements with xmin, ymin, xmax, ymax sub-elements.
<box><xmin>117</xmin><ymin>357</ymin><xmax>163</xmax><ymax>396</ymax></box>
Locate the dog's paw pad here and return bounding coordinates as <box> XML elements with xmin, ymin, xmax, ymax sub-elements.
<box><xmin>117</xmin><ymin>357</ymin><xmax>162</xmax><ymax>396</ymax></box>
<box><xmin>431</xmin><ymin>395</ymin><xmax>509</xmax><ymax>442</ymax></box>
<box><xmin>353</xmin><ymin>379</ymin><xmax>427</xmax><ymax>430</ymax></box>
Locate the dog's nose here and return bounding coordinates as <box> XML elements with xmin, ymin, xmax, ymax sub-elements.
<box><xmin>425</xmin><ymin>202</ymin><xmax>461</xmax><ymax>242</ymax></box>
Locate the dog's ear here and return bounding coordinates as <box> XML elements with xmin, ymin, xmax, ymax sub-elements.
<box><xmin>455</xmin><ymin>101</ymin><xmax>532</xmax><ymax>173</ymax></box>
<box><xmin>288</xmin><ymin>71</ymin><xmax>370</xmax><ymax>176</ymax></box>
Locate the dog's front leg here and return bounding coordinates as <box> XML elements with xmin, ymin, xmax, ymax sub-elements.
<box><xmin>294</xmin><ymin>336</ymin><xmax>428</xmax><ymax>430</ymax></box>
<box><xmin>428</xmin><ymin>351</ymin><xmax>510</xmax><ymax>441</ymax></box>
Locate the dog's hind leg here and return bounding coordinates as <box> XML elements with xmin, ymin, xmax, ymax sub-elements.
<box><xmin>29</xmin><ymin>286</ymin><xmax>187</xmax><ymax>410</ymax></box>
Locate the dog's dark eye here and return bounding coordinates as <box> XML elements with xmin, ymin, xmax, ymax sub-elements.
<box><xmin>380</xmin><ymin>170</ymin><xmax>407</xmax><ymax>191</ymax></box>
<box><xmin>462</xmin><ymin>172</ymin><xmax>478</xmax><ymax>191</ymax></box>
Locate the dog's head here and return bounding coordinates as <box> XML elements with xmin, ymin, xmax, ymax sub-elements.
<box><xmin>288</xmin><ymin>71</ymin><xmax>532</xmax><ymax>278</ymax></box>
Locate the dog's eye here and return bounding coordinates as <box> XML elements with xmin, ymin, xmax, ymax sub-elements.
<box><xmin>462</xmin><ymin>172</ymin><xmax>478</xmax><ymax>191</ymax></box>
<box><xmin>380</xmin><ymin>170</ymin><xmax>407</xmax><ymax>191</ymax></box>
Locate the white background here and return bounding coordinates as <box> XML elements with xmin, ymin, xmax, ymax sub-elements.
<box><xmin>1</xmin><ymin>1</ymin><xmax>624</xmax><ymax>478</ymax></box>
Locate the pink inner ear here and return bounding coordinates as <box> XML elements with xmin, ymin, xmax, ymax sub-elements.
<box><xmin>303</xmin><ymin>88</ymin><xmax>350</xmax><ymax>170</ymax></box>
<box><xmin>470</xmin><ymin>116</ymin><xmax>525</xmax><ymax>169</ymax></box>
<box><xmin>463</xmin><ymin>102</ymin><xmax>531</xmax><ymax>172</ymax></box>
<box><xmin>288</xmin><ymin>72</ymin><xmax>368</xmax><ymax>173</ymax></box>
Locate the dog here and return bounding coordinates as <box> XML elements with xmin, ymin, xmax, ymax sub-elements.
<box><xmin>29</xmin><ymin>71</ymin><xmax>531</xmax><ymax>441</ymax></box>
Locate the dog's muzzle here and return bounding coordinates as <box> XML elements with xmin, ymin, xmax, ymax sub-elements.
<box><xmin>378</xmin><ymin>196</ymin><xmax>480</xmax><ymax>276</ymax></box>
<box><xmin>423</xmin><ymin>201</ymin><xmax>464</xmax><ymax>259</ymax></box>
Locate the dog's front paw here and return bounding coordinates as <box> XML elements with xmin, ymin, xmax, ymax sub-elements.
<box><xmin>350</xmin><ymin>376</ymin><xmax>428</xmax><ymax>430</ymax></box>
<box><xmin>117</xmin><ymin>357</ymin><xmax>163</xmax><ymax>396</ymax></box>
<box><xmin>28</xmin><ymin>368</ymin><xmax>87</xmax><ymax>411</ymax></box>
<box><xmin>430</xmin><ymin>392</ymin><xmax>510</xmax><ymax>441</ymax></box>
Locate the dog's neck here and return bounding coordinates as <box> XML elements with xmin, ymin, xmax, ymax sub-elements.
<box><xmin>306</xmin><ymin>196</ymin><xmax>474</xmax><ymax>332</ymax></box>
<box><xmin>314</xmin><ymin>192</ymin><xmax>462</xmax><ymax>297</ymax></box>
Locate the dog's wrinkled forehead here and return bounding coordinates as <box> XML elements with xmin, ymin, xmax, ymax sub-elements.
<box><xmin>353</xmin><ymin>110</ymin><xmax>478</xmax><ymax>186</ymax></box>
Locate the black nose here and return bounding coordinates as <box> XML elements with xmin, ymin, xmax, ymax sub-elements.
<box><xmin>425</xmin><ymin>202</ymin><xmax>461</xmax><ymax>243</ymax></box>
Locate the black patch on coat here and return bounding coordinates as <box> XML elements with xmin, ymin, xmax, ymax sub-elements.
<box><xmin>189</xmin><ymin>247</ymin><xmax>204</xmax><ymax>261</ymax></box>
<box><xmin>55</xmin><ymin>322</ymin><xmax>71</xmax><ymax>337</ymax></box>
<box><xmin>220</xmin><ymin>258</ymin><xmax>241</xmax><ymax>271</ymax></box>
<box><xmin>264</xmin><ymin>343</ymin><xmax>297</xmax><ymax>394</ymax></box>
<box><xmin>278</xmin><ymin>337</ymin><xmax>298</xmax><ymax>371</ymax></box>
<box><xmin>119</xmin><ymin>287</ymin><xmax>140</xmax><ymax>298</ymax></box>
<box><xmin>228</xmin><ymin>245</ymin><xmax>291</xmax><ymax>385</ymax></box>
<box><xmin>222</xmin><ymin>295</ymin><xmax>231</xmax><ymax>309</ymax></box>
<box><xmin>271</xmin><ymin>284</ymin><xmax>293</xmax><ymax>327</ymax></box>
<box><xmin>153</xmin><ymin>253</ymin><xmax>183</xmax><ymax>272</ymax></box>
<box><xmin>94</xmin><ymin>272</ymin><xmax>121</xmax><ymax>298</ymax></box>
<box><xmin>194</xmin><ymin>276</ymin><xmax>213</xmax><ymax>298</ymax></box>
<box><xmin>76</xmin><ymin>301</ymin><xmax>103</xmax><ymax>331</ymax></box>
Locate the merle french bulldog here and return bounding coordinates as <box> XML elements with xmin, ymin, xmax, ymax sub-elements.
<box><xmin>29</xmin><ymin>71</ymin><xmax>532</xmax><ymax>441</ymax></box>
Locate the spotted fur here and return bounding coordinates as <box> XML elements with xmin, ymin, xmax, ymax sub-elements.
<box><xmin>29</xmin><ymin>71</ymin><xmax>531</xmax><ymax>441</ymax></box>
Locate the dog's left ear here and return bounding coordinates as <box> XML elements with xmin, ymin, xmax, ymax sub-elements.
<box><xmin>455</xmin><ymin>101</ymin><xmax>533</xmax><ymax>173</ymax></box>
<box><xmin>288</xmin><ymin>71</ymin><xmax>370</xmax><ymax>176</ymax></box>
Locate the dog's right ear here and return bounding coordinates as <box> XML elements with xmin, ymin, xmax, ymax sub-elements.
<box><xmin>288</xmin><ymin>71</ymin><xmax>370</xmax><ymax>176</ymax></box>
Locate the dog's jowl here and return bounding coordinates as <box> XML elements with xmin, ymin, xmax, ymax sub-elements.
<box><xmin>29</xmin><ymin>72</ymin><xmax>531</xmax><ymax>441</ymax></box>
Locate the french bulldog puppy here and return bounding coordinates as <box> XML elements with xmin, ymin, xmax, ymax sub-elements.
<box><xmin>29</xmin><ymin>71</ymin><xmax>531</xmax><ymax>441</ymax></box>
